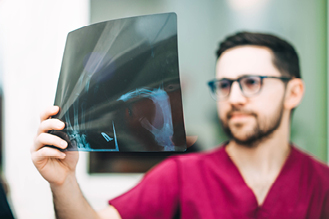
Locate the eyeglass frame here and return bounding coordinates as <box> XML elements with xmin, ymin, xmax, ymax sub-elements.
<box><xmin>207</xmin><ymin>75</ymin><xmax>292</xmax><ymax>101</ymax></box>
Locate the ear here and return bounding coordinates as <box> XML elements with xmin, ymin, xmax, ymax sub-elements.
<box><xmin>284</xmin><ymin>78</ymin><xmax>304</xmax><ymax>110</ymax></box>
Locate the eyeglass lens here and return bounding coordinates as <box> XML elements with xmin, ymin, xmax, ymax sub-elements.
<box><xmin>215</xmin><ymin>76</ymin><xmax>262</xmax><ymax>100</ymax></box>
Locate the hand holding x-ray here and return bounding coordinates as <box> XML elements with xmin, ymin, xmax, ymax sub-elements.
<box><xmin>31</xmin><ymin>106</ymin><xmax>79</xmax><ymax>186</ymax></box>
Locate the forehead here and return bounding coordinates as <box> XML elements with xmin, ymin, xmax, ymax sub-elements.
<box><xmin>216</xmin><ymin>45</ymin><xmax>281</xmax><ymax>79</ymax></box>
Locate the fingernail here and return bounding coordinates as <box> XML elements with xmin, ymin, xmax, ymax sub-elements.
<box><xmin>61</xmin><ymin>141</ymin><xmax>67</xmax><ymax>147</ymax></box>
<box><xmin>61</xmin><ymin>153</ymin><xmax>66</xmax><ymax>157</ymax></box>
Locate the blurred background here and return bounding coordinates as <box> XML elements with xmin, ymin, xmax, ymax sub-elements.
<box><xmin>0</xmin><ymin>0</ymin><xmax>327</xmax><ymax>218</ymax></box>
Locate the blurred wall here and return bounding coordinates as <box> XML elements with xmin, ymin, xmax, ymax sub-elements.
<box><xmin>0</xmin><ymin>0</ymin><xmax>326</xmax><ymax>218</ymax></box>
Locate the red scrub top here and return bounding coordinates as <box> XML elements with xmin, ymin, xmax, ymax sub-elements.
<box><xmin>109</xmin><ymin>144</ymin><xmax>329</xmax><ymax>219</ymax></box>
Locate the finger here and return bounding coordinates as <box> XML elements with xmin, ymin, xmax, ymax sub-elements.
<box><xmin>33</xmin><ymin>132</ymin><xmax>68</xmax><ymax>152</ymax></box>
<box><xmin>186</xmin><ymin>136</ymin><xmax>198</xmax><ymax>148</ymax></box>
<box><xmin>37</xmin><ymin>118</ymin><xmax>65</xmax><ymax>135</ymax></box>
<box><xmin>32</xmin><ymin>147</ymin><xmax>66</xmax><ymax>162</ymax></box>
<box><xmin>40</xmin><ymin>106</ymin><xmax>60</xmax><ymax>122</ymax></box>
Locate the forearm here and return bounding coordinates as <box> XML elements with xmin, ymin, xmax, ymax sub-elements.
<box><xmin>51</xmin><ymin>173</ymin><xmax>99</xmax><ymax>219</ymax></box>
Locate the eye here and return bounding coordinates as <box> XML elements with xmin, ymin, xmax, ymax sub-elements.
<box><xmin>243</xmin><ymin>77</ymin><xmax>260</xmax><ymax>87</ymax></box>
<box><xmin>218</xmin><ymin>80</ymin><xmax>230</xmax><ymax>89</ymax></box>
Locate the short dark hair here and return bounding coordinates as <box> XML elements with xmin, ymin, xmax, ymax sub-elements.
<box><xmin>216</xmin><ymin>32</ymin><xmax>301</xmax><ymax>79</ymax></box>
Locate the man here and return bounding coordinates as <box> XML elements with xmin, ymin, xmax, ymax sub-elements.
<box><xmin>31</xmin><ymin>32</ymin><xmax>329</xmax><ymax>218</ymax></box>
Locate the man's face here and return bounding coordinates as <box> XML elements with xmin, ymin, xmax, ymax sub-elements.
<box><xmin>216</xmin><ymin>46</ymin><xmax>287</xmax><ymax>146</ymax></box>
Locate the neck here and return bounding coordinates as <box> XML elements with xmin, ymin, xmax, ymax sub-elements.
<box><xmin>226</xmin><ymin>114</ymin><xmax>291</xmax><ymax>175</ymax></box>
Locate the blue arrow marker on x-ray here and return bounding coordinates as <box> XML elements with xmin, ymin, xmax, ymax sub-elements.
<box><xmin>101</xmin><ymin>132</ymin><xmax>113</xmax><ymax>142</ymax></box>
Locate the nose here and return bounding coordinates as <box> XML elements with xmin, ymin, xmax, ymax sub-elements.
<box><xmin>228</xmin><ymin>81</ymin><xmax>247</xmax><ymax>104</ymax></box>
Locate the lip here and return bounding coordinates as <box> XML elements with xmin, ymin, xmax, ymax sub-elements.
<box><xmin>229</xmin><ymin>113</ymin><xmax>252</xmax><ymax>120</ymax></box>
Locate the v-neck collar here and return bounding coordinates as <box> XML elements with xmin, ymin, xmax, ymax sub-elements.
<box><xmin>221</xmin><ymin>144</ymin><xmax>297</xmax><ymax>213</ymax></box>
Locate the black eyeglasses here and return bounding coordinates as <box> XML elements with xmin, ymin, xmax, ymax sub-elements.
<box><xmin>207</xmin><ymin>75</ymin><xmax>292</xmax><ymax>101</ymax></box>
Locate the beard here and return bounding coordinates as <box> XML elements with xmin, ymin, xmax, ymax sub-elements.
<box><xmin>220</xmin><ymin>102</ymin><xmax>284</xmax><ymax>147</ymax></box>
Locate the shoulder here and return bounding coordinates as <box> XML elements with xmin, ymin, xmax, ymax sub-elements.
<box><xmin>292</xmin><ymin>146</ymin><xmax>329</xmax><ymax>186</ymax></box>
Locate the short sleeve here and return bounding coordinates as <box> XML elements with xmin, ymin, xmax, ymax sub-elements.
<box><xmin>109</xmin><ymin>158</ymin><xmax>180</xmax><ymax>219</ymax></box>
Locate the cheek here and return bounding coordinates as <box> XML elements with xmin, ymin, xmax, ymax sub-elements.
<box><xmin>262</xmin><ymin>81</ymin><xmax>286</xmax><ymax>100</ymax></box>
<box><xmin>257</xmin><ymin>82</ymin><xmax>285</xmax><ymax>107</ymax></box>
<box><xmin>253</xmin><ymin>94</ymin><xmax>283</xmax><ymax>119</ymax></box>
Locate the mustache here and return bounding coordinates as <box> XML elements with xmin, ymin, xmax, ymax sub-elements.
<box><xmin>226</xmin><ymin>108</ymin><xmax>257</xmax><ymax>119</ymax></box>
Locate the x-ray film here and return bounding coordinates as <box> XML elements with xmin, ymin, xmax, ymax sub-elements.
<box><xmin>52</xmin><ymin>13</ymin><xmax>187</xmax><ymax>152</ymax></box>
